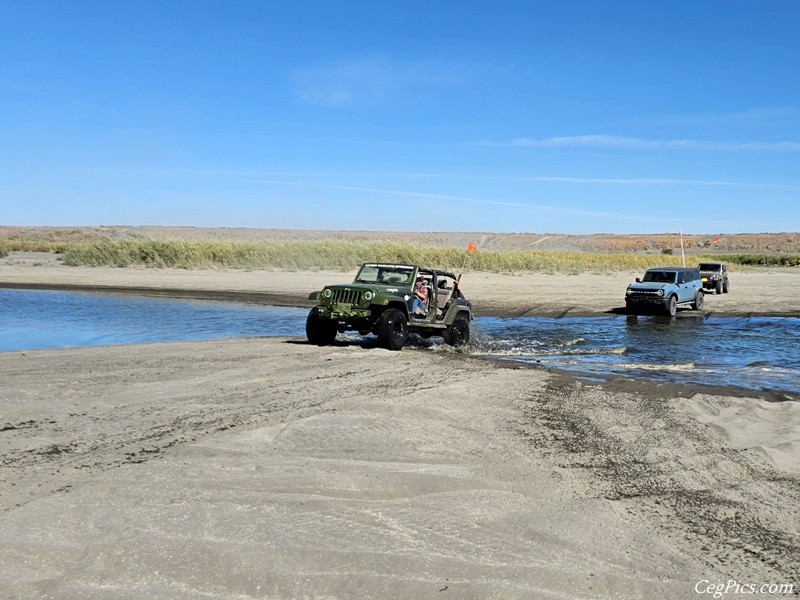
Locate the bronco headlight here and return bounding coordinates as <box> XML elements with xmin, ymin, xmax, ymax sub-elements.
<box><xmin>322</xmin><ymin>288</ymin><xmax>332</xmax><ymax>298</ymax></box>
<box><xmin>363</xmin><ymin>291</ymin><xmax>374</xmax><ymax>301</ymax></box>
<box><xmin>657</xmin><ymin>289</ymin><xmax>664</xmax><ymax>297</ymax></box>
<box><xmin>626</xmin><ymin>288</ymin><xmax>633</xmax><ymax>296</ymax></box>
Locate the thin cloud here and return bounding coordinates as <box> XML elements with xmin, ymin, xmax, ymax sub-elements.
<box><xmin>85</xmin><ymin>167</ymin><xmax>788</xmax><ymax>190</ymax></box>
<box><xmin>290</xmin><ymin>57</ymin><xmax>471</xmax><ymax>108</ymax></box>
<box><xmin>0</xmin><ymin>79</ymin><xmax>38</xmax><ymax>94</ymax></box>
<box><xmin>623</xmin><ymin>106</ymin><xmax>800</xmax><ymax>128</ymax></box>
<box><xmin>212</xmin><ymin>176</ymin><xmax>693</xmax><ymax>224</ymax></box>
<box><xmin>485</xmin><ymin>135</ymin><xmax>800</xmax><ymax>151</ymax></box>
<box><xmin>524</xmin><ymin>176</ymin><xmax>785</xmax><ymax>187</ymax></box>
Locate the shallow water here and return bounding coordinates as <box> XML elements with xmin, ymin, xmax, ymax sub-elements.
<box><xmin>473</xmin><ymin>315</ymin><xmax>800</xmax><ymax>393</ymax></box>
<box><xmin>2</xmin><ymin>289</ymin><xmax>798</xmax><ymax>393</ymax></box>
<box><xmin>0</xmin><ymin>289</ymin><xmax>306</xmax><ymax>351</ymax></box>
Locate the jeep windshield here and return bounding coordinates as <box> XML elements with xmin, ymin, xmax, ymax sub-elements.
<box><xmin>642</xmin><ymin>270</ymin><xmax>677</xmax><ymax>283</ymax></box>
<box><xmin>354</xmin><ymin>264</ymin><xmax>415</xmax><ymax>285</ymax></box>
<box><xmin>699</xmin><ymin>263</ymin><xmax>722</xmax><ymax>271</ymax></box>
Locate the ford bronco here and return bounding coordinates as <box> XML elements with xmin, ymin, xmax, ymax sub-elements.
<box><xmin>625</xmin><ymin>267</ymin><xmax>704</xmax><ymax>316</ymax></box>
<box><xmin>306</xmin><ymin>263</ymin><xmax>473</xmax><ymax>350</ymax></box>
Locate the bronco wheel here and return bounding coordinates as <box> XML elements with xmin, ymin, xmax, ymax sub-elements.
<box><xmin>443</xmin><ymin>315</ymin><xmax>470</xmax><ymax>347</ymax></box>
<box><xmin>692</xmin><ymin>290</ymin><xmax>704</xmax><ymax>311</ymax></box>
<box><xmin>376</xmin><ymin>308</ymin><xmax>407</xmax><ymax>351</ymax></box>
<box><xmin>664</xmin><ymin>295</ymin><xmax>677</xmax><ymax>317</ymax></box>
<box><xmin>715</xmin><ymin>281</ymin><xmax>723</xmax><ymax>294</ymax></box>
<box><xmin>306</xmin><ymin>308</ymin><xmax>337</xmax><ymax>346</ymax></box>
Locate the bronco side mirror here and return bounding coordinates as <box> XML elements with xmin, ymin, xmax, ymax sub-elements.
<box><xmin>635</xmin><ymin>278</ymin><xmax>641</xmax><ymax>283</ymax></box>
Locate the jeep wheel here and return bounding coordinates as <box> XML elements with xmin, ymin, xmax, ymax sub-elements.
<box><xmin>664</xmin><ymin>295</ymin><xmax>677</xmax><ymax>317</ymax></box>
<box><xmin>306</xmin><ymin>308</ymin><xmax>337</xmax><ymax>346</ymax></box>
<box><xmin>376</xmin><ymin>308</ymin><xmax>407</xmax><ymax>351</ymax></box>
<box><xmin>692</xmin><ymin>290</ymin><xmax>704</xmax><ymax>311</ymax></box>
<box><xmin>715</xmin><ymin>281</ymin><xmax>723</xmax><ymax>294</ymax></box>
<box><xmin>723</xmin><ymin>280</ymin><xmax>729</xmax><ymax>293</ymax></box>
<box><xmin>443</xmin><ymin>315</ymin><xmax>470</xmax><ymax>347</ymax></box>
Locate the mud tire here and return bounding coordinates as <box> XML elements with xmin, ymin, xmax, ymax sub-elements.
<box><xmin>376</xmin><ymin>308</ymin><xmax>408</xmax><ymax>351</ymax></box>
<box><xmin>664</xmin><ymin>295</ymin><xmax>677</xmax><ymax>317</ymax></box>
<box><xmin>443</xmin><ymin>315</ymin><xmax>470</xmax><ymax>347</ymax></box>
<box><xmin>692</xmin><ymin>290</ymin><xmax>704</xmax><ymax>311</ymax></box>
<box><xmin>306</xmin><ymin>308</ymin><xmax>338</xmax><ymax>346</ymax></box>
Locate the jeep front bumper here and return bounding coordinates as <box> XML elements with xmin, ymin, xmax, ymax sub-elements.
<box><xmin>317</xmin><ymin>304</ymin><xmax>371</xmax><ymax>320</ymax></box>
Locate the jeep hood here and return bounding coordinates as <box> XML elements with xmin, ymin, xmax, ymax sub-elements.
<box><xmin>327</xmin><ymin>282</ymin><xmax>409</xmax><ymax>292</ymax></box>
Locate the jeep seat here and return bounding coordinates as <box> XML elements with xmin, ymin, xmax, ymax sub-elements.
<box><xmin>436</xmin><ymin>281</ymin><xmax>454</xmax><ymax>314</ymax></box>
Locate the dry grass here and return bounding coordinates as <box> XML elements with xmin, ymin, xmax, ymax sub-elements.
<box><xmin>52</xmin><ymin>239</ymin><xmax>800</xmax><ymax>273</ymax></box>
<box><xmin>3</xmin><ymin>227</ymin><xmax>799</xmax><ymax>273</ymax></box>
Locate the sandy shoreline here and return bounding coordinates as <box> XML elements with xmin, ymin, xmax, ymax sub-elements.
<box><xmin>1</xmin><ymin>251</ymin><xmax>800</xmax><ymax>317</ymax></box>
<box><xmin>1</xmin><ymin>253</ymin><xmax>799</xmax><ymax>598</ymax></box>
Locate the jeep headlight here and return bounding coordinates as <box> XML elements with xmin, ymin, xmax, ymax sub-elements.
<box><xmin>363</xmin><ymin>291</ymin><xmax>374</xmax><ymax>301</ymax></box>
<box><xmin>322</xmin><ymin>288</ymin><xmax>332</xmax><ymax>298</ymax></box>
<box><xmin>657</xmin><ymin>289</ymin><xmax>664</xmax><ymax>297</ymax></box>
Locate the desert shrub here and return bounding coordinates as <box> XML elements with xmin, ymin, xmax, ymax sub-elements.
<box><xmin>722</xmin><ymin>253</ymin><xmax>800</xmax><ymax>267</ymax></box>
<box><xmin>0</xmin><ymin>239</ymin><xmax>70</xmax><ymax>253</ymax></box>
<box><xmin>54</xmin><ymin>239</ymin><xmax>800</xmax><ymax>273</ymax></box>
<box><xmin>58</xmin><ymin>239</ymin><xmax>713</xmax><ymax>273</ymax></box>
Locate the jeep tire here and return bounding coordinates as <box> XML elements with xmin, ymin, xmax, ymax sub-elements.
<box><xmin>443</xmin><ymin>315</ymin><xmax>470</xmax><ymax>347</ymax></box>
<box><xmin>723</xmin><ymin>280</ymin><xmax>729</xmax><ymax>293</ymax></box>
<box><xmin>665</xmin><ymin>295</ymin><xmax>677</xmax><ymax>317</ymax></box>
<box><xmin>715</xmin><ymin>281</ymin><xmax>723</xmax><ymax>294</ymax></box>
<box><xmin>692</xmin><ymin>290</ymin><xmax>704</xmax><ymax>311</ymax></box>
<box><xmin>306</xmin><ymin>307</ymin><xmax>338</xmax><ymax>346</ymax></box>
<box><xmin>376</xmin><ymin>308</ymin><xmax>408</xmax><ymax>351</ymax></box>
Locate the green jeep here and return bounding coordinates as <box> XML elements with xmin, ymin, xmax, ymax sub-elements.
<box><xmin>306</xmin><ymin>263</ymin><xmax>473</xmax><ymax>350</ymax></box>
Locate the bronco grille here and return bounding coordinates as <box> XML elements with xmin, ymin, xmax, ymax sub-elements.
<box><xmin>630</xmin><ymin>289</ymin><xmax>661</xmax><ymax>296</ymax></box>
<box><xmin>331</xmin><ymin>289</ymin><xmax>362</xmax><ymax>305</ymax></box>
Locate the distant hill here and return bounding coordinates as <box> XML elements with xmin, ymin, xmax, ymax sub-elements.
<box><xmin>2</xmin><ymin>225</ymin><xmax>799</xmax><ymax>255</ymax></box>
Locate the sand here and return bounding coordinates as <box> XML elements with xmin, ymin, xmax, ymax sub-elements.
<box><xmin>1</xmin><ymin>253</ymin><xmax>799</xmax><ymax>598</ymax></box>
<box><xmin>1</xmin><ymin>251</ymin><xmax>799</xmax><ymax>317</ymax></box>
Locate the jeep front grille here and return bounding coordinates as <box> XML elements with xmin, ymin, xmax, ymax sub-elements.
<box><xmin>331</xmin><ymin>289</ymin><xmax>362</xmax><ymax>305</ymax></box>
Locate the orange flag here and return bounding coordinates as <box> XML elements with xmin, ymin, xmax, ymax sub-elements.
<box><xmin>466</xmin><ymin>242</ymin><xmax>477</xmax><ymax>253</ymax></box>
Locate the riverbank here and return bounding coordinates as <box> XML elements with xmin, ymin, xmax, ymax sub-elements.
<box><xmin>2</xmin><ymin>251</ymin><xmax>799</xmax><ymax>316</ymax></box>
<box><xmin>1</xmin><ymin>338</ymin><xmax>798</xmax><ymax>598</ymax></box>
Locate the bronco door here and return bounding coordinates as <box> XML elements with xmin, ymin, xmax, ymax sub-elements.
<box><xmin>676</xmin><ymin>271</ymin><xmax>694</xmax><ymax>303</ymax></box>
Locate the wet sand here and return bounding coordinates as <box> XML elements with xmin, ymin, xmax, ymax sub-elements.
<box><xmin>1</xmin><ymin>255</ymin><xmax>799</xmax><ymax>598</ymax></box>
<box><xmin>1</xmin><ymin>251</ymin><xmax>799</xmax><ymax>317</ymax></box>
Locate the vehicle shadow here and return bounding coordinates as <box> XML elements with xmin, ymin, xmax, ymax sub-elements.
<box><xmin>286</xmin><ymin>333</ymin><xmax>437</xmax><ymax>350</ymax></box>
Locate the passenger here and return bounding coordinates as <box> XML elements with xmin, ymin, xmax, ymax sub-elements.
<box><xmin>412</xmin><ymin>276</ymin><xmax>429</xmax><ymax>317</ymax></box>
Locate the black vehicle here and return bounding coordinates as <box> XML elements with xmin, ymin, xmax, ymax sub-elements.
<box><xmin>698</xmin><ymin>262</ymin><xmax>730</xmax><ymax>294</ymax></box>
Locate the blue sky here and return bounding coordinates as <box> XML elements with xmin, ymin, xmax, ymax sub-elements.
<box><xmin>2</xmin><ymin>1</ymin><xmax>799</xmax><ymax>234</ymax></box>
